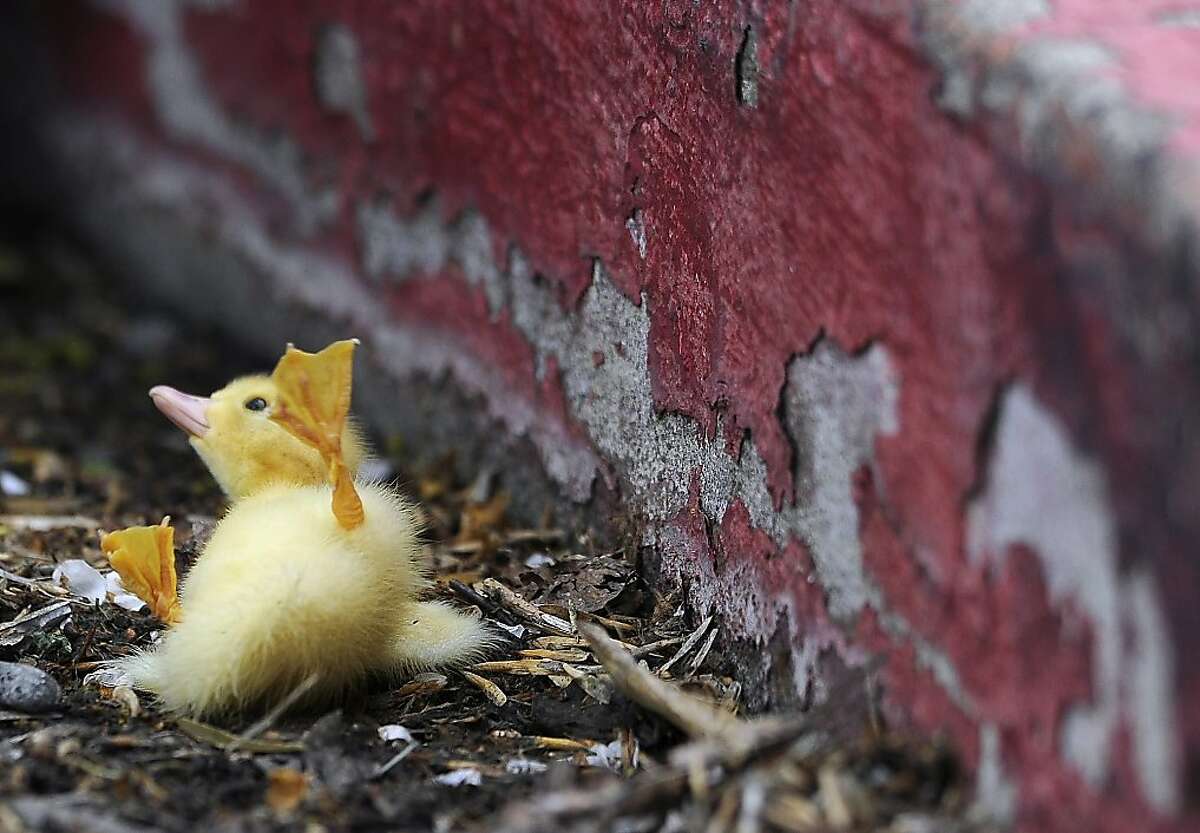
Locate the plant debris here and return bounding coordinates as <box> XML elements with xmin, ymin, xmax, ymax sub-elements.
<box><xmin>0</xmin><ymin>230</ymin><xmax>992</xmax><ymax>831</ymax></box>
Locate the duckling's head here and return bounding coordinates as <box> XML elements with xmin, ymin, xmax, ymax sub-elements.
<box><xmin>149</xmin><ymin>376</ymin><xmax>365</xmax><ymax>500</ymax></box>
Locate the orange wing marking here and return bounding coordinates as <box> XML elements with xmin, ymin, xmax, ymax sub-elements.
<box><xmin>269</xmin><ymin>339</ymin><xmax>364</xmax><ymax>529</ymax></box>
<box><xmin>101</xmin><ymin>517</ymin><xmax>182</xmax><ymax>625</ymax></box>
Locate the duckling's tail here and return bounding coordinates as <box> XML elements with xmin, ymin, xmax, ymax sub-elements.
<box><xmin>389</xmin><ymin>601</ymin><xmax>500</xmax><ymax>671</ymax></box>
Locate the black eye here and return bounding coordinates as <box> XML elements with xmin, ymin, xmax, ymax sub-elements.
<box><xmin>244</xmin><ymin>397</ymin><xmax>268</xmax><ymax>412</ymax></box>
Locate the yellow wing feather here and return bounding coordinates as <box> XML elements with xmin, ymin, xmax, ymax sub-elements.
<box><xmin>101</xmin><ymin>518</ymin><xmax>181</xmax><ymax>625</ymax></box>
<box><xmin>269</xmin><ymin>339</ymin><xmax>364</xmax><ymax>529</ymax></box>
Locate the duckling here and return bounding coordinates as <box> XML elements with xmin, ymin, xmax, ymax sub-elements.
<box><xmin>103</xmin><ymin>340</ymin><xmax>494</xmax><ymax>718</ymax></box>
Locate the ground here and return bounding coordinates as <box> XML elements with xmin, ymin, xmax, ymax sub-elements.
<box><xmin>0</xmin><ymin>226</ymin><xmax>981</xmax><ymax>832</ymax></box>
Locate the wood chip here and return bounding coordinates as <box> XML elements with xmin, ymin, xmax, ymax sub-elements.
<box><xmin>581</xmin><ymin>622</ymin><xmax>733</xmax><ymax>739</ymax></box>
<box><xmin>502</xmin><ymin>528</ymin><xmax>566</xmax><ymax>544</ymax></box>
<box><xmin>471</xmin><ymin>658</ymin><xmax>565</xmax><ymax>676</ymax></box>
<box><xmin>620</xmin><ymin>727</ymin><xmax>639</xmax><ymax>776</ymax></box>
<box><xmin>705</xmin><ymin>786</ymin><xmax>740</xmax><ymax>833</ymax></box>
<box><xmin>461</xmin><ymin>670</ymin><xmax>507</xmax><ymax>706</ymax></box>
<box><xmin>0</xmin><ymin>567</ymin><xmax>47</xmax><ymax>588</ymax></box>
<box><xmin>480</xmin><ymin>578</ymin><xmax>573</xmax><ymax>636</ymax></box>
<box><xmin>517</xmin><ymin>648</ymin><xmax>590</xmax><ymax>662</ymax></box>
<box><xmin>629</xmin><ymin>636</ymin><xmax>684</xmax><ymax>658</ymax></box>
<box><xmin>570</xmin><ymin>610</ymin><xmax>638</xmax><ymax>634</ymax></box>
<box><xmin>687</xmin><ymin>626</ymin><xmax>720</xmax><ymax>676</ymax></box>
<box><xmin>531</xmin><ymin>635</ymin><xmax>589</xmax><ymax>650</ymax></box>
<box><xmin>657</xmin><ymin>615</ymin><xmax>714</xmax><ymax>677</ymax></box>
<box><xmin>230</xmin><ymin>672</ymin><xmax>319</xmax><ymax>751</ymax></box>
<box><xmin>818</xmin><ymin>767</ymin><xmax>853</xmax><ymax>829</ymax></box>
<box><xmin>532</xmin><ymin>634</ymin><xmax>646</xmax><ymax>653</ymax></box>
<box><xmin>0</xmin><ymin>600</ymin><xmax>71</xmax><ymax>648</ymax></box>
<box><xmin>763</xmin><ymin>794</ymin><xmax>822</xmax><ymax>832</ymax></box>
<box><xmin>531</xmin><ymin>736</ymin><xmax>596</xmax><ymax>752</ymax></box>
<box><xmin>109</xmin><ymin>685</ymin><xmax>140</xmax><ymax>717</ymax></box>
<box><xmin>735</xmin><ymin>776</ymin><xmax>768</xmax><ymax>833</ymax></box>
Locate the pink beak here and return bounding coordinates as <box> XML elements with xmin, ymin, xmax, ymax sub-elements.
<box><xmin>149</xmin><ymin>386</ymin><xmax>211</xmax><ymax>438</ymax></box>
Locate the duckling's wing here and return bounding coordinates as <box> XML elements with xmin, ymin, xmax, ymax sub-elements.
<box><xmin>270</xmin><ymin>339</ymin><xmax>364</xmax><ymax>529</ymax></box>
<box><xmin>100</xmin><ymin>519</ymin><xmax>181</xmax><ymax>625</ymax></box>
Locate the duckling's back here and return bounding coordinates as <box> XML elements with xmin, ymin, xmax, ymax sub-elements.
<box><xmin>119</xmin><ymin>482</ymin><xmax>426</xmax><ymax>716</ymax></box>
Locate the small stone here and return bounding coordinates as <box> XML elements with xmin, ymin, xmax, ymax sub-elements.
<box><xmin>0</xmin><ymin>662</ymin><xmax>61</xmax><ymax>713</ymax></box>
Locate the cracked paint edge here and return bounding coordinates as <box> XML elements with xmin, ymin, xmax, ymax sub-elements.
<box><xmin>967</xmin><ymin>384</ymin><xmax>1181</xmax><ymax>813</ymax></box>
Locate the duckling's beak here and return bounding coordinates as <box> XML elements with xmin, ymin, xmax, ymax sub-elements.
<box><xmin>149</xmin><ymin>386</ymin><xmax>211</xmax><ymax>438</ymax></box>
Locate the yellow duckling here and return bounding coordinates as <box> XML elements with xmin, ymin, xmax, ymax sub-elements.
<box><xmin>102</xmin><ymin>340</ymin><xmax>494</xmax><ymax>718</ymax></box>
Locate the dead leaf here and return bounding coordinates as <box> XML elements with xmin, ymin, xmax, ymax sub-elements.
<box><xmin>396</xmin><ymin>673</ymin><xmax>447</xmax><ymax>699</ymax></box>
<box><xmin>418</xmin><ymin>476</ymin><xmax>448</xmax><ymax>502</ymax></box>
<box><xmin>266</xmin><ymin>767</ymin><xmax>309</xmax><ymax>814</ymax></box>
<box><xmin>541</xmin><ymin>555</ymin><xmax>632</xmax><ymax>613</ymax></box>
<box><xmin>456</xmin><ymin>492</ymin><xmax>509</xmax><ymax>543</ymax></box>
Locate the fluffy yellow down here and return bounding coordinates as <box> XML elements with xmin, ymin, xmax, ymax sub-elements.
<box><xmin>121</xmin><ymin>370</ymin><xmax>496</xmax><ymax>718</ymax></box>
<box><xmin>119</xmin><ymin>482</ymin><xmax>494</xmax><ymax>717</ymax></box>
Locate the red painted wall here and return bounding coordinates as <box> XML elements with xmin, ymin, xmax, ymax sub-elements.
<box><xmin>25</xmin><ymin>2</ymin><xmax>1200</xmax><ymax>831</ymax></box>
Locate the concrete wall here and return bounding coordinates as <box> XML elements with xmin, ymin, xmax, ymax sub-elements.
<box><xmin>6</xmin><ymin>2</ymin><xmax>1199</xmax><ymax>831</ymax></box>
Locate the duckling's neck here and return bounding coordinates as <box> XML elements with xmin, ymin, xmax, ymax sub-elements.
<box><xmin>197</xmin><ymin>444</ymin><xmax>331</xmax><ymax>502</ymax></box>
<box><xmin>227</xmin><ymin>477</ymin><xmax>329</xmax><ymax>503</ymax></box>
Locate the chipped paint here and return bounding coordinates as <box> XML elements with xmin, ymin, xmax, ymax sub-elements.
<box><xmin>972</xmin><ymin>723</ymin><xmax>1017</xmax><ymax>825</ymax></box>
<box><xmin>313</xmin><ymin>22</ymin><xmax>373</xmax><ymax>141</ymax></box>
<box><xmin>1124</xmin><ymin>569</ymin><xmax>1181</xmax><ymax>815</ymax></box>
<box><xmin>354</xmin><ymin>192</ymin><xmax>903</xmax><ymax>625</ymax></box>
<box><xmin>358</xmin><ymin>197</ymin><xmax>452</xmax><ymax>285</ymax></box>
<box><xmin>1155</xmin><ymin>9</ymin><xmax>1200</xmax><ymax>29</ymax></box>
<box><xmin>735</xmin><ymin>26</ymin><xmax>759</xmax><ymax>108</ymax></box>
<box><xmin>56</xmin><ymin>118</ymin><xmax>602</xmax><ymax>503</ymax></box>
<box><xmin>967</xmin><ymin>385</ymin><xmax>1179</xmax><ymax>806</ymax></box>
<box><xmin>624</xmin><ymin>210</ymin><xmax>647</xmax><ymax>260</ymax></box>
<box><xmin>959</xmin><ymin>0</ymin><xmax>1049</xmax><ymax>32</ymax></box>
<box><xmin>782</xmin><ymin>342</ymin><xmax>898</xmax><ymax>619</ymax></box>
<box><xmin>919</xmin><ymin>1</ymin><xmax>1194</xmax><ymax>322</ymax></box>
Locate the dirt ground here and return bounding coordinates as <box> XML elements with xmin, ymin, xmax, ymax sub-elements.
<box><xmin>0</xmin><ymin>227</ymin><xmax>987</xmax><ymax>832</ymax></box>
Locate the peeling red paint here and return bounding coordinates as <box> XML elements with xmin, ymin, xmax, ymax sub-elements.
<box><xmin>715</xmin><ymin>501</ymin><xmax>840</xmax><ymax>644</ymax></box>
<box><xmin>855</xmin><ymin>607</ymin><xmax>979</xmax><ymax>759</ymax></box>
<box><xmin>382</xmin><ymin>272</ymin><xmax>592</xmax><ymax>450</ymax></box>
<box><xmin>859</xmin><ymin>469</ymin><xmax>1093</xmax><ymax>737</ymax></box>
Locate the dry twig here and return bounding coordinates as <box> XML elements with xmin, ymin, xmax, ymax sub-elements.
<box><xmin>480</xmin><ymin>578</ymin><xmax>573</xmax><ymax>636</ymax></box>
<box><xmin>461</xmin><ymin>670</ymin><xmax>508</xmax><ymax>706</ymax></box>
<box><xmin>580</xmin><ymin>622</ymin><xmax>733</xmax><ymax>738</ymax></box>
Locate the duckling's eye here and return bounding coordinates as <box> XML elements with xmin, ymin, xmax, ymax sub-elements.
<box><xmin>244</xmin><ymin>397</ymin><xmax>269</xmax><ymax>412</ymax></box>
